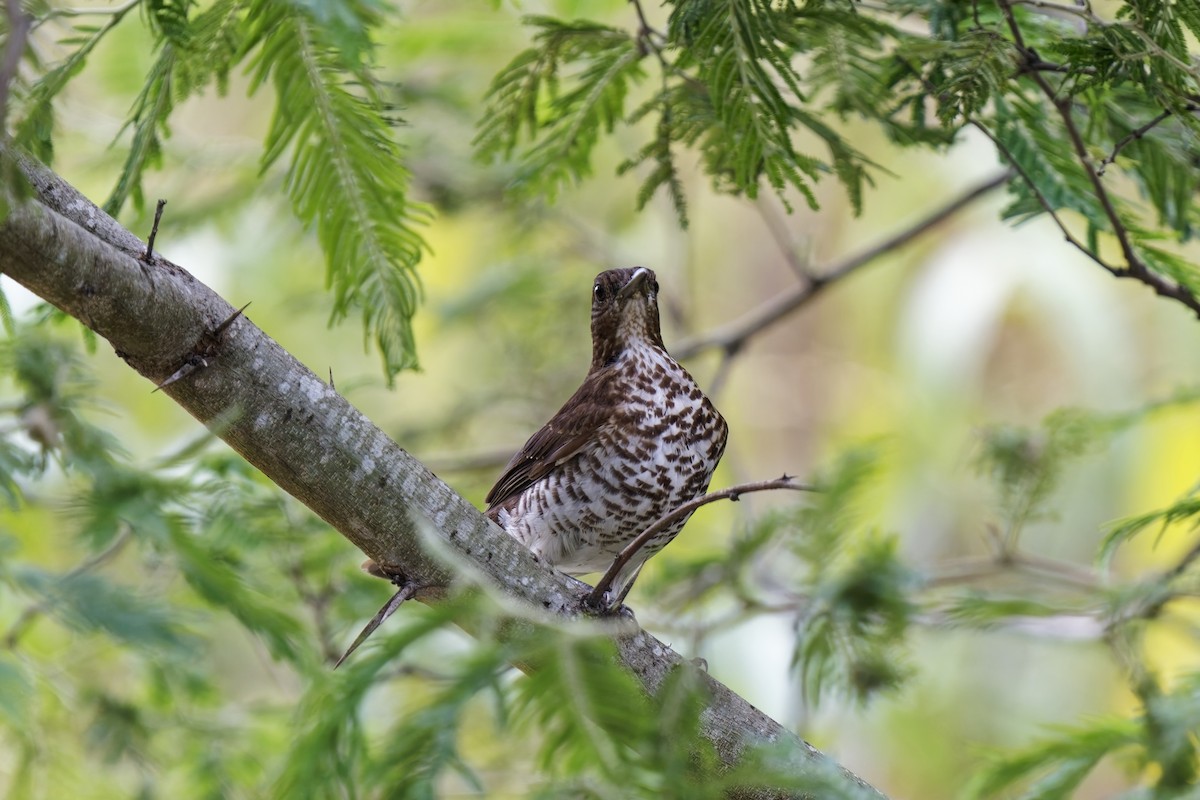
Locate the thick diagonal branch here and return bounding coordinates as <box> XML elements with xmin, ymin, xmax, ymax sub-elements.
<box><xmin>0</xmin><ymin>147</ymin><xmax>884</xmax><ymax>800</ymax></box>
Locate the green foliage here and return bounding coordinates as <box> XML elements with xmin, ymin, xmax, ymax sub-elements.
<box><xmin>968</xmin><ymin>671</ymin><xmax>1200</xmax><ymax>799</ymax></box>
<box><xmin>975</xmin><ymin>408</ymin><xmax>1125</xmax><ymax>541</ymax></box>
<box><xmin>941</xmin><ymin>592</ymin><xmax>1092</xmax><ymax>630</ymax></box>
<box><xmin>9</xmin><ymin>565</ymin><xmax>193</xmax><ymax>650</ymax></box>
<box><xmin>0</xmin><ymin>325</ymin><xmax>123</xmax><ymax>475</ymax></box>
<box><xmin>966</xmin><ymin>717</ymin><xmax>1143</xmax><ymax>800</ymax></box>
<box><xmin>794</xmin><ymin>532</ymin><xmax>916</xmax><ymax>703</ymax></box>
<box><xmin>273</xmin><ymin>593</ymin><xmax>881</xmax><ymax>799</ymax></box>
<box><xmin>11</xmin><ymin>0</ymin><xmax>426</xmax><ymax>379</ymax></box>
<box><xmin>477</xmin><ymin>5</ymin><xmax>877</xmax><ymax>222</ymax></box>
<box><xmin>475</xmin><ymin>17</ymin><xmax>645</xmax><ymax>201</ymax></box>
<box><xmin>243</xmin><ymin>0</ymin><xmax>429</xmax><ymax>379</ymax></box>
<box><xmin>11</xmin><ymin>0</ymin><xmax>1200</xmax><ymax>373</ymax></box>
<box><xmin>1102</xmin><ymin>495</ymin><xmax>1200</xmax><ymax>568</ymax></box>
<box><xmin>5</xmin><ymin>1</ymin><xmax>1200</xmax><ymax>798</ymax></box>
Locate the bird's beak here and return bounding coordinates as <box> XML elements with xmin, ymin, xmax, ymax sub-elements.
<box><xmin>617</xmin><ymin>268</ymin><xmax>651</xmax><ymax>300</ymax></box>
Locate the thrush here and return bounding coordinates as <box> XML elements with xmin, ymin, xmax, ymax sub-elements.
<box><xmin>337</xmin><ymin>267</ymin><xmax>726</xmax><ymax>665</ymax></box>
<box><xmin>484</xmin><ymin>266</ymin><xmax>728</xmax><ymax>603</ymax></box>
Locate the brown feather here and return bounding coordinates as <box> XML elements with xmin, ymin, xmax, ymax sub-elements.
<box><xmin>484</xmin><ymin>367</ymin><xmax>618</xmax><ymax>510</ymax></box>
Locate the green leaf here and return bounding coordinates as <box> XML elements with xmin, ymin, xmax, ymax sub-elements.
<box><xmin>941</xmin><ymin>592</ymin><xmax>1093</xmax><ymax>629</ymax></box>
<box><xmin>244</xmin><ymin>0</ymin><xmax>429</xmax><ymax>379</ymax></box>
<box><xmin>966</xmin><ymin>718</ymin><xmax>1141</xmax><ymax>799</ymax></box>
<box><xmin>793</xmin><ymin>532</ymin><xmax>916</xmax><ymax>704</ymax></box>
<box><xmin>11</xmin><ymin>566</ymin><xmax>193</xmax><ymax>652</ymax></box>
<box><xmin>475</xmin><ymin>17</ymin><xmax>645</xmax><ymax>199</ymax></box>
<box><xmin>168</xmin><ymin>526</ymin><xmax>306</xmax><ymax>661</ymax></box>
<box><xmin>275</xmin><ymin>601</ymin><xmax>462</xmax><ymax>799</ymax></box>
<box><xmin>12</xmin><ymin>5</ymin><xmax>141</xmax><ymax>163</ymax></box>
<box><xmin>0</xmin><ymin>656</ymin><xmax>33</xmax><ymax>728</ymax></box>
<box><xmin>1101</xmin><ymin>496</ymin><xmax>1200</xmax><ymax>568</ymax></box>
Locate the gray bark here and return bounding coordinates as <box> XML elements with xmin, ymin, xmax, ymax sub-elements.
<box><xmin>0</xmin><ymin>147</ymin><xmax>885</xmax><ymax>800</ymax></box>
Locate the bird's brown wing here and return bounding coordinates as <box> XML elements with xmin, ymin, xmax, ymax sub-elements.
<box><xmin>485</xmin><ymin>371</ymin><xmax>616</xmax><ymax>511</ymax></box>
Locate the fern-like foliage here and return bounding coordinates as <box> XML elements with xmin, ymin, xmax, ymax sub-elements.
<box><xmin>11</xmin><ymin>0</ymin><xmax>428</xmax><ymax>377</ymax></box>
<box><xmin>103</xmin><ymin>0</ymin><xmax>242</xmax><ymax>215</ymax></box>
<box><xmin>12</xmin><ymin>2</ymin><xmax>143</xmax><ymax>165</ymax></box>
<box><xmin>242</xmin><ymin>0</ymin><xmax>428</xmax><ymax>377</ymax></box>
<box><xmin>476</xmin><ymin>0</ymin><xmax>1200</xmax><ymax>312</ymax></box>
<box><xmin>968</xmin><ymin>671</ymin><xmax>1200</xmax><ymax>798</ymax></box>
<box><xmin>475</xmin><ymin>17</ymin><xmax>645</xmax><ymax>200</ymax></box>
<box><xmin>477</xmin><ymin>4</ymin><xmax>877</xmax><ymax>223</ymax></box>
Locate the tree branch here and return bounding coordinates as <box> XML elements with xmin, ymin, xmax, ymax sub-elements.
<box><xmin>0</xmin><ymin>0</ymin><xmax>30</xmax><ymax>133</ymax></box>
<box><xmin>675</xmin><ymin>170</ymin><xmax>1011</xmax><ymax>359</ymax></box>
<box><xmin>1097</xmin><ymin>109</ymin><xmax>1174</xmax><ymax>175</ymax></box>
<box><xmin>996</xmin><ymin>0</ymin><xmax>1200</xmax><ymax>318</ymax></box>
<box><xmin>588</xmin><ymin>477</ymin><xmax>817</xmax><ymax>606</ymax></box>
<box><xmin>0</xmin><ymin>145</ymin><xmax>885</xmax><ymax>800</ymax></box>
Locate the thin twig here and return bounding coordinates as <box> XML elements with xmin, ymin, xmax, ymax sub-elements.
<box><xmin>674</xmin><ymin>170</ymin><xmax>1011</xmax><ymax>359</ymax></box>
<box><xmin>0</xmin><ymin>0</ymin><xmax>31</xmax><ymax>134</ymax></box>
<box><xmin>756</xmin><ymin>195</ymin><xmax>812</xmax><ymax>280</ymax></box>
<box><xmin>587</xmin><ymin>476</ymin><xmax>818</xmax><ymax>606</ymax></box>
<box><xmin>705</xmin><ymin>345</ymin><xmax>737</xmax><ymax>400</ymax></box>
<box><xmin>1007</xmin><ymin>0</ymin><xmax>1095</xmax><ymax>20</ymax></box>
<box><xmin>287</xmin><ymin>559</ymin><xmax>339</xmax><ymax>663</ymax></box>
<box><xmin>1163</xmin><ymin>533</ymin><xmax>1200</xmax><ymax>582</ymax></box>
<box><xmin>924</xmin><ymin>551</ymin><xmax>1101</xmax><ymax>591</ymax></box>
<box><xmin>334</xmin><ymin>581</ymin><xmax>418</xmax><ymax>668</ymax></box>
<box><xmin>996</xmin><ymin>0</ymin><xmax>1200</xmax><ymax>317</ymax></box>
<box><xmin>628</xmin><ymin>0</ymin><xmax>667</xmax><ymax>52</ymax></box>
<box><xmin>1098</xmin><ymin>109</ymin><xmax>1174</xmax><ymax>175</ymax></box>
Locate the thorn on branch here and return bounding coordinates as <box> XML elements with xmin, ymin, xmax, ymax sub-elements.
<box><xmin>142</xmin><ymin>199</ymin><xmax>167</xmax><ymax>263</ymax></box>
<box><xmin>152</xmin><ymin>302</ymin><xmax>250</xmax><ymax>393</ymax></box>
<box><xmin>152</xmin><ymin>355</ymin><xmax>207</xmax><ymax>393</ymax></box>
<box><xmin>334</xmin><ymin>579</ymin><xmax>420</xmax><ymax>669</ymax></box>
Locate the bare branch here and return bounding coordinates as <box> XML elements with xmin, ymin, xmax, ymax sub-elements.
<box><xmin>588</xmin><ymin>477</ymin><xmax>818</xmax><ymax>606</ymax></box>
<box><xmin>756</xmin><ymin>195</ymin><xmax>812</xmax><ymax>280</ymax></box>
<box><xmin>0</xmin><ymin>0</ymin><xmax>31</xmax><ymax>133</ymax></box>
<box><xmin>675</xmin><ymin>170</ymin><xmax>1011</xmax><ymax>359</ymax></box>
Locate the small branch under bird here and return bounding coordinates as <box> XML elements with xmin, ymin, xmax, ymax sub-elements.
<box><xmin>338</xmin><ymin>267</ymin><xmax>727</xmax><ymax>665</ymax></box>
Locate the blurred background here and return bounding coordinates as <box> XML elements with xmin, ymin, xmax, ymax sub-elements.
<box><xmin>3</xmin><ymin>0</ymin><xmax>1199</xmax><ymax>797</ymax></box>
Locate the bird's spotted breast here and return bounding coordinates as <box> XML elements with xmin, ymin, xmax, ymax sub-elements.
<box><xmin>485</xmin><ymin>267</ymin><xmax>728</xmax><ymax>601</ymax></box>
<box><xmin>493</xmin><ymin>340</ymin><xmax>727</xmax><ymax>582</ymax></box>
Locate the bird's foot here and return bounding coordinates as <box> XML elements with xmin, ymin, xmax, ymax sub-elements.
<box><xmin>581</xmin><ymin>588</ymin><xmax>637</xmax><ymax>621</ymax></box>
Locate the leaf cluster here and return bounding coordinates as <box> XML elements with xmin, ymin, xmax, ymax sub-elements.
<box><xmin>0</xmin><ymin>327</ymin><xmax>376</xmax><ymax>794</ymax></box>
<box><xmin>9</xmin><ymin>0</ymin><xmax>428</xmax><ymax>379</ymax></box>
<box><xmin>647</xmin><ymin>444</ymin><xmax>918</xmax><ymax>706</ymax></box>
<box><xmin>276</xmin><ymin>593</ymin><xmax>881</xmax><ymax>799</ymax></box>
<box><xmin>905</xmin><ymin>1</ymin><xmax>1200</xmax><ymax>297</ymax></box>
<box><xmin>968</xmin><ymin>671</ymin><xmax>1200</xmax><ymax>799</ymax></box>
<box><xmin>477</xmin><ymin>4</ymin><xmax>885</xmax><ymax>225</ymax></box>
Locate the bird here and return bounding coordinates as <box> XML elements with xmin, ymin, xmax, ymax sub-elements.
<box><xmin>337</xmin><ymin>267</ymin><xmax>726</xmax><ymax>666</ymax></box>
<box><xmin>483</xmin><ymin>266</ymin><xmax>728</xmax><ymax>605</ymax></box>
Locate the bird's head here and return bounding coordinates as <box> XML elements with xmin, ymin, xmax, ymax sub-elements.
<box><xmin>590</xmin><ymin>267</ymin><xmax>665</xmax><ymax>368</ymax></box>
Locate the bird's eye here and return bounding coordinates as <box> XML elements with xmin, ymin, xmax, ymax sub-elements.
<box><xmin>651</xmin><ymin>280</ymin><xmax>659</xmax><ymax>294</ymax></box>
<box><xmin>594</xmin><ymin>284</ymin><xmax>607</xmax><ymax>302</ymax></box>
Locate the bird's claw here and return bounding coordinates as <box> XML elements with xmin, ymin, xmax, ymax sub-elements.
<box><xmin>582</xmin><ymin>588</ymin><xmax>637</xmax><ymax>621</ymax></box>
